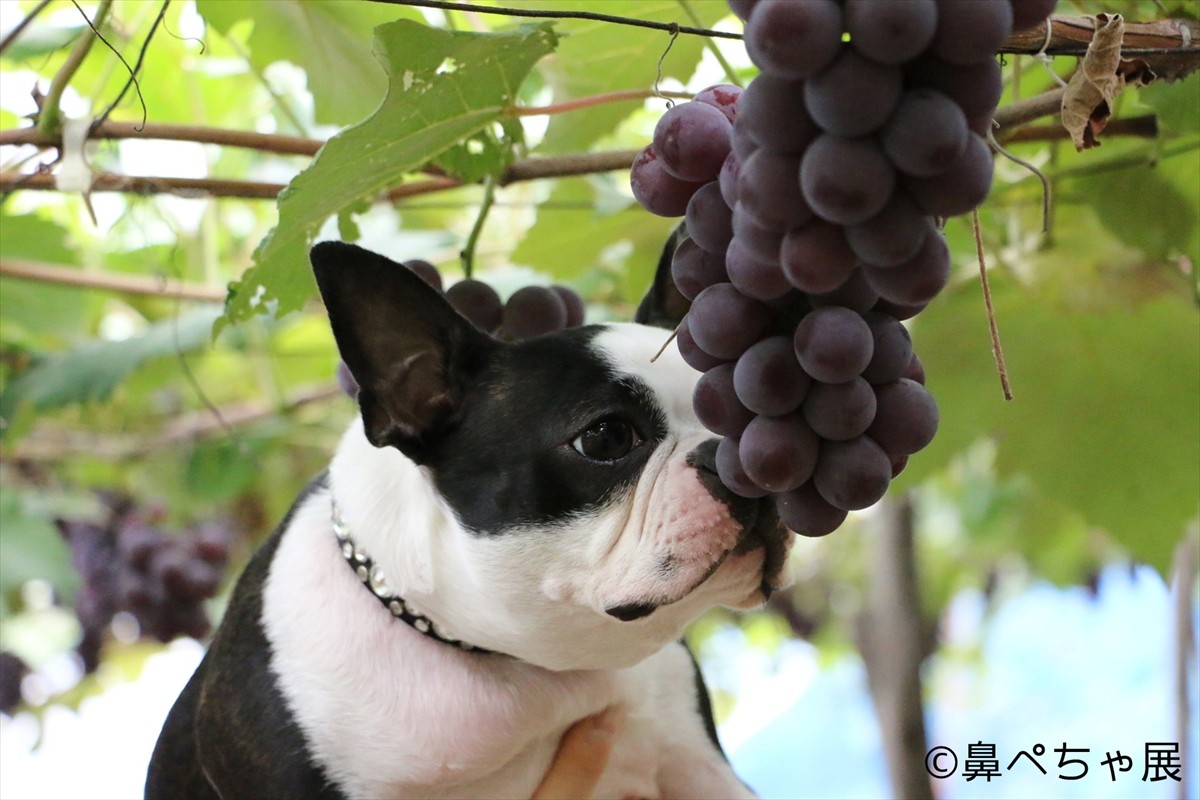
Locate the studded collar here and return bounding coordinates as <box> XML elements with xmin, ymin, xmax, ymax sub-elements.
<box><xmin>331</xmin><ymin>497</ymin><xmax>491</xmax><ymax>654</ymax></box>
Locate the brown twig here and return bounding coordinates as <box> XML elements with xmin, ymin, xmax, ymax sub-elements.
<box><xmin>370</xmin><ymin>0</ymin><xmax>744</xmax><ymax>40</ymax></box>
<box><xmin>972</xmin><ymin>209</ymin><xmax>1013</xmax><ymax>402</ymax></box>
<box><xmin>1002</xmin><ymin>15</ymin><xmax>1200</xmax><ymax>80</ymax></box>
<box><xmin>0</xmin><ymin>258</ymin><xmax>227</xmax><ymax>302</ymax></box>
<box><xmin>1003</xmin><ymin>114</ymin><xmax>1159</xmax><ymax>143</ymax></box>
<box><xmin>993</xmin><ymin>87</ymin><xmax>1068</xmax><ymax>138</ymax></box>
<box><xmin>2</xmin><ymin>384</ymin><xmax>344</xmax><ymax>462</ymax></box>
<box><xmin>0</xmin><ymin>0</ymin><xmax>54</xmax><ymax>57</ymax></box>
<box><xmin>856</xmin><ymin>497</ymin><xmax>935</xmax><ymax>800</ymax></box>
<box><xmin>0</xmin><ymin>150</ymin><xmax>641</xmax><ymax>199</ymax></box>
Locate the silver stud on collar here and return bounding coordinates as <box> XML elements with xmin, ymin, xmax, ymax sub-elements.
<box><xmin>330</xmin><ymin>496</ymin><xmax>493</xmax><ymax>655</ymax></box>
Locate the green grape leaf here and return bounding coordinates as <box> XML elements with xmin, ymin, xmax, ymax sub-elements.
<box><xmin>0</xmin><ymin>309</ymin><xmax>222</xmax><ymax>427</ymax></box>
<box><xmin>537</xmin><ymin>0</ymin><xmax>733</xmax><ymax>154</ymax></box>
<box><xmin>904</xmin><ymin>278</ymin><xmax>1200</xmax><ymax>575</ymax></box>
<box><xmin>220</xmin><ymin>21</ymin><xmax>559</xmax><ymax>330</ymax></box>
<box><xmin>0</xmin><ymin>213</ymin><xmax>91</xmax><ymax>345</ymax></box>
<box><xmin>196</xmin><ymin>0</ymin><xmax>422</xmax><ymax>126</ymax></box>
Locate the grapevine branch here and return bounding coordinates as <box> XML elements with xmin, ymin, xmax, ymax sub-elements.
<box><xmin>37</xmin><ymin>0</ymin><xmax>114</xmax><ymax>138</ymax></box>
<box><xmin>0</xmin><ymin>257</ymin><xmax>226</xmax><ymax>302</ymax></box>
<box><xmin>3</xmin><ymin>384</ymin><xmax>344</xmax><ymax>462</ymax></box>
<box><xmin>0</xmin><ymin>151</ymin><xmax>640</xmax><ymax>200</ymax></box>
<box><xmin>370</xmin><ymin>0</ymin><xmax>745</xmax><ymax>40</ymax></box>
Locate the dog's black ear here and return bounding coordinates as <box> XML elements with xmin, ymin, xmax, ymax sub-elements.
<box><xmin>634</xmin><ymin>224</ymin><xmax>691</xmax><ymax>329</ymax></box>
<box><xmin>311</xmin><ymin>242</ymin><xmax>496</xmax><ymax>463</ymax></box>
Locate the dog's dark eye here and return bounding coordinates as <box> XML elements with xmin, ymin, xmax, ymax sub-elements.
<box><xmin>571</xmin><ymin>418</ymin><xmax>641</xmax><ymax>462</ymax></box>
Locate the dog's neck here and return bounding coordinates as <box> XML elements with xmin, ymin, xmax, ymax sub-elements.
<box><xmin>330</xmin><ymin>496</ymin><xmax>496</xmax><ymax>655</ymax></box>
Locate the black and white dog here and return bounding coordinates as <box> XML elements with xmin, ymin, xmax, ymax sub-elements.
<box><xmin>146</xmin><ymin>235</ymin><xmax>793</xmax><ymax>799</ymax></box>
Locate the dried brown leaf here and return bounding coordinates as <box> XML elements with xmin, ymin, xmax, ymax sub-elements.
<box><xmin>1060</xmin><ymin>14</ymin><xmax>1153</xmax><ymax>151</ymax></box>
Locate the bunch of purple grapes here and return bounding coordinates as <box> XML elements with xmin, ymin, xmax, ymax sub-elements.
<box><xmin>58</xmin><ymin>495</ymin><xmax>231</xmax><ymax>672</ymax></box>
<box><xmin>631</xmin><ymin>0</ymin><xmax>1055</xmax><ymax>537</ymax></box>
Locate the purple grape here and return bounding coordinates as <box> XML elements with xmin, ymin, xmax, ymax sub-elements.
<box><xmin>404</xmin><ymin>259</ymin><xmax>442</xmax><ymax>292</ymax></box>
<box><xmin>733</xmin><ymin>336</ymin><xmax>813</xmax><ymax>416</ymax></box>
<box><xmin>873</xmin><ymin>296</ymin><xmax>928</xmax><ymax>321</ymax></box>
<box><xmin>717</xmin><ymin>436</ymin><xmax>771</xmax><ymax>498</ymax></box>
<box><xmin>336</xmin><ymin>361</ymin><xmax>359</xmax><ymax>398</ymax></box>
<box><xmin>903</xmin><ymin>133</ymin><xmax>994</xmax><ymax>217</ymax></box>
<box><xmin>190</xmin><ymin>525</ymin><xmax>231</xmax><ymax>567</ymax></box>
<box><xmin>905</xmin><ymin>55</ymin><xmax>1003</xmax><ymax>118</ymax></box>
<box><xmin>845</xmin><ymin>192</ymin><xmax>932</xmax><ymax>268</ymax></box>
<box><xmin>726</xmin><ymin>236</ymin><xmax>791</xmax><ymax>301</ymax></box>
<box><xmin>678</xmin><ymin>321</ymin><xmax>729</xmax><ymax>372</ymax></box>
<box><xmin>862</xmin><ymin>232</ymin><xmax>951</xmax><ymax>306</ymax></box>
<box><xmin>685</xmin><ymin>182</ymin><xmax>734</xmax><ymax>253</ymax></box>
<box><xmin>1011</xmin><ymin>0</ymin><xmax>1058</xmax><ymax>32</ymax></box>
<box><xmin>718</xmin><ymin>152</ymin><xmax>741</xmax><ymax>208</ymax></box>
<box><xmin>903</xmin><ymin>352</ymin><xmax>926</xmax><ymax>384</ymax></box>
<box><xmin>445</xmin><ymin>278</ymin><xmax>503</xmax><ymax>332</ymax></box>
<box><xmin>802</xmin><ymin>377</ymin><xmax>877</xmax><ymax>441</ymax></box>
<box><xmin>735</xmin><ymin>75</ymin><xmax>820</xmax><ymax>155</ymax></box>
<box><xmin>932</xmin><ymin>0</ymin><xmax>1014</xmax><ymax>65</ymax></box>
<box><xmin>808</xmin><ymin>269</ymin><xmax>880</xmax><ymax>314</ymax></box>
<box><xmin>694</xmin><ymin>83</ymin><xmax>742</xmax><ymax>123</ymax></box>
<box><xmin>774</xmin><ymin>482</ymin><xmax>848</xmax><ymax>537</ymax></box>
<box><xmin>501</xmin><ymin>286</ymin><xmax>567</xmax><ymax>340</ymax></box>
<box><xmin>867</xmin><ymin>378</ymin><xmax>939</xmax><ymax>456</ymax></box>
<box><xmin>672</xmin><ymin>237</ymin><xmax>729</xmax><ymax>301</ymax></box>
<box><xmin>744</xmin><ymin>0</ymin><xmax>844</xmax><ymax>80</ymax></box>
<box><xmin>780</xmin><ymin>220</ymin><xmax>858</xmax><ymax>294</ymax></box>
<box><xmin>812</xmin><ymin>435</ymin><xmax>892</xmax><ymax>510</ymax></box>
<box><xmin>737</xmin><ymin>150</ymin><xmax>812</xmax><ymax>232</ymax></box>
<box><xmin>845</xmin><ymin>0</ymin><xmax>937</xmax><ymax>65</ymax></box>
<box><xmin>739</xmin><ymin>413</ymin><xmax>821</xmax><ymax>492</ymax></box>
<box><xmin>728</xmin><ymin>0</ymin><xmax>758</xmax><ymax>22</ymax></box>
<box><xmin>731</xmin><ymin>204</ymin><xmax>786</xmax><ymax>263</ymax></box>
<box><xmin>653</xmin><ymin>101</ymin><xmax>733</xmax><ymax>183</ymax></box>
<box><xmin>860</xmin><ymin>312</ymin><xmax>914</xmax><ymax>384</ymax></box>
<box><xmin>804</xmin><ymin>50</ymin><xmax>902</xmax><ymax>137</ymax></box>
<box><xmin>550</xmin><ymin>286</ymin><xmax>586</xmax><ymax>327</ymax></box>
<box><xmin>693</xmin><ymin>364</ymin><xmax>755</xmax><ymax>436</ymax></box>
<box><xmin>882</xmin><ymin>89</ymin><xmax>970</xmax><ymax>177</ymax></box>
<box><xmin>793</xmin><ymin>306</ymin><xmax>874</xmax><ymax>384</ymax></box>
<box><xmin>631</xmin><ymin>145</ymin><xmax>707</xmax><ymax>217</ymax></box>
<box><xmin>687</xmin><ymin>283</ymin><xmax>771</xmax><ymax>361</ymax></box>
<box><xmin>731</xmin><ymin>118</ymin><xmax>759</xmax><ymax>162</ymax></box>
<box><xmin>800</xmin><ymin>134</ymin><xmax>896</xmax><ymax>225</ymax></box>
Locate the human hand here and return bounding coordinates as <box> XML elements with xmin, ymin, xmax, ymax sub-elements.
<box><xmin>531</xmin><ymin>706</ymin><xmax>625</xmax><ymax>800</ymax></box>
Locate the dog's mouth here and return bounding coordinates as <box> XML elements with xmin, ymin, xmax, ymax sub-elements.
<box><xmin>604</xmin><ymin>494</ymin><xmax>789</xmax><ymax>622</ymax></box>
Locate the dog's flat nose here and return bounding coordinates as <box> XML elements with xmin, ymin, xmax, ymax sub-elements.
<box><xmin>687</xmin><ymin>438</ymin><xmax>720</xmax><ymax>477</ymax></box>
<box><xmin>605</xmin><ymin>602</ymin><xmax>658</xmax><ymax>621</ymax></box>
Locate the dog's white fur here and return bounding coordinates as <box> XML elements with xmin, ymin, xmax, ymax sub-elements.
<box><xmin>261</xmin><ymin>324</ymin><xmax>774</xmax><ymax>798</ymax></box>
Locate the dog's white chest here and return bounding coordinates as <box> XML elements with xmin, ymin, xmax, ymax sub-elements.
<box><xmin>261</xmin><ymin>490</ymin><xmax>748</xmax><ymax>798</ymax></box>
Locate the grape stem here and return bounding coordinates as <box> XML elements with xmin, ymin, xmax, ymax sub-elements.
<box><xmin>36</xmin><ymin>0</ymin><xmax>114</xmax><ymax>139</ymax></box>
<box><xmin>460</xmin><ymin>173</ymin><xmax>497</xmax><ymax>279</ymax></box>
<box><xmin>986</xmin><ymin>127</ymin><xmax>1050</xmax><ymax>233</ymax></box>
<box><xmin>649</xmin><ymin>318</ymin><xmax>685</xmax><ymax>364</ymax></box>
<box><xmin>972</xmin><ymin>209</ymin><xmax>1013</xmax><ymax>402</ymax></box>
<box><xmin>372</xmin><ymin>0</ymin><xmax>745</xmax><ymax>40</ymax></box>
<box><xmin>675</xmin><ymin>0</ymin><xmax>743</xmax><ymax>88</ymax></box>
